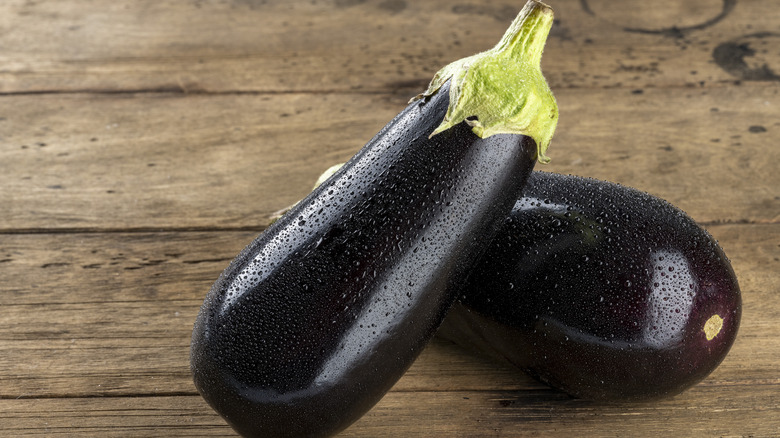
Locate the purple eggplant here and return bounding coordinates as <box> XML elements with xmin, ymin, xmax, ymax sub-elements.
<box><xmin>190</xmin><ymin>2</ymin><xmax>559</xmax><ymax>436</ymax></box>
<box><xmin>438</xmin><ymin>171</ymin><xmax>741</xmax><ymax>400</ymax></box>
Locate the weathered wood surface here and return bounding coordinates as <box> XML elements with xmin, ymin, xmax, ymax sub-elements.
<box><xmin>3</xmin><ymin>84</ymin><xmax>778</xmax><ymax>231</ymax></box>
<box><xmin>1</xmin><ymin>0</ymin><xmax>779</xmax><ymax>436</ymax></box>
<box><xmin>0</xmin><ymin>0</ymin><xmax>776</xmax><ymax>94</ymax></box>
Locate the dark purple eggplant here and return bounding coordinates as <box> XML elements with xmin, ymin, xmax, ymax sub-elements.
<box><xmin>438</xmin><ymin>171</ymin><xmax>741</xmax><ymax>401</ymax></box>
<box><xmin>190</xmin><ymin>2</ymin><xmax>558</xmax><ymax>436</ymax></box>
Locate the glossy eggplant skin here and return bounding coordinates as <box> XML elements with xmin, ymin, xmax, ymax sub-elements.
<box><xmin>190</xmin><ymin>82</ymin><xmax>537</xmax><ymax>438</ymax></box>
<box><xmin>438</xmin><ymin>171</ymin><xmax>741</xmax><ymax>401</ymax></box>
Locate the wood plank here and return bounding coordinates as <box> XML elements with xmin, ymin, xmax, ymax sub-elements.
<box><xmin>2</xmin><ymin>84</ymin><xmax>778</xmax><ymax>231</ymax></box>
<box><xmin>1</xmin><ymin>0</ymin><xmax>775</xmax><ymax>94</ymax></box>
<box><xmin>0</xmin><ymin>336</ymin><xmax>543</xmax><ymax>399</ymax></box>
<box><xmin>0</xmin><ymin>231</ymin><xmax>255</xmax><ymax>305</ymax></box>
<box><xmin>0</xmin><ymin>396</ymin><xmax>228</xmax><ymax>438</ymax></box>
<box><xmin>1</xmin><ymin>385</ymin><xmax>779</xmax><ymax>438</ymax></box>
<box><xmin>350</xmin><ymin>386</ymin><xmax>780</xmax><ymax>437</ymax></box>
<box><xmin>543</xmin><ymin>83</ymin><xmax>780</xmax><ymax>225</ymax></box>
<box><xmin>3</xmin><ymin>0</ymin><xmax>777</xmax><ymax>436</ymax></box>
<box><xmin>0</xmin><ymin>230</ymin><xmax>539</xmax><ymax>398</ymax></box>
<box><xmin>0</xmin><ymin>223</ymin><xmax>777</xmax><ymax>403</ymax></box>
<box><xmin>0</xmin><ymin>92</ymin><xmax>389</xmax><ymax>231</ymax></box>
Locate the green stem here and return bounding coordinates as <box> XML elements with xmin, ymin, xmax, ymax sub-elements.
<box><xmin>413</xmin><ymin>0</ymin><xmax>558</xmax><ymax>163</ymax></box>
<box><xmin>501</xmin><ymin>1</ymin><xmax>550</xmax><ymax>66</ymax></box>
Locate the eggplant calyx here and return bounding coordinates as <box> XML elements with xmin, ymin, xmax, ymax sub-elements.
<box><xmin>411</xmin><ymin>0</ymin><xmax>558</xmax><ymax>163</ymax></box>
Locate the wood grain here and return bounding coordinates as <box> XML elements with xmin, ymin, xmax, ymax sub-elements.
<box><xmin>2</xmin><ymin>84</ymin><xmax>778</xmax><ymax>231</ymax></box>
<box><xmin>0</xmin><ymin>225</ymin><xmax>778</xmax><ymax>435</ymax></box>
<box><xmin>1</xmin><ymin>0</ymin><xmax>779</xmax><ymax>436</ymax></box>
<box><xmin>1</xmin><ymin>387</ymin><xmax>779</xmax><ymax>438</ymax></box>
<box><xmin>0</xmin><ymin>0</ymin><xmax>775</xmax><ymax>94</ymax></box>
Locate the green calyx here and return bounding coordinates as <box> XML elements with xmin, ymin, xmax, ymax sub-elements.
<box><xmin>411</xmin><ymin>0</ymin><xmax>558</xmax><ymax>163</ymax></box>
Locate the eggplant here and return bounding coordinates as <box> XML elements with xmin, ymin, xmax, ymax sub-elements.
<box><xmin>190</xmin><ymin>2</ymin><xmax>558</xmax><ymax>437</ymax></box>
<box><xmin>438</xmin><ymin>171</ymin><xmax>742</xmax><ymax>401</ymax></box>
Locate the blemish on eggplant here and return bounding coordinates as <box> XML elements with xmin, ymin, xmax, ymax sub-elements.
<box><xmin>703</xmin><ymin>314</ymin><xmax>724</xmax><ymax>341</ymax></box>
<box><xmin>748</xmin><ymin>125</ymin><xmax>767</xmax><ymax>133</ymax></box>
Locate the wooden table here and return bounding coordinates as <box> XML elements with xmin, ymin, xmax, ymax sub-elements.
<box><xmin>2</xmin><ymin>0</ymin><xmax>778</xmax><ymax>436</ymax></box>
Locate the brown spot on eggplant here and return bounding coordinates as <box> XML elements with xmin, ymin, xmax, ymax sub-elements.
<box><xmin>439</xmin><ymin>171</ymin><xmax>741</xmax><ymax>401</ymax></box>
<box><xmin>703</xmin><ymin>314</ymin><xmax>724</xmax><ymax>340</ymax></box>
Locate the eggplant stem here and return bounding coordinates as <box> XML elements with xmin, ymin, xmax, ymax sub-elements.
<box><xmin>412</xmin><ymin>0</ymin><xmax>558</xmax><ymax>163</ymax></box>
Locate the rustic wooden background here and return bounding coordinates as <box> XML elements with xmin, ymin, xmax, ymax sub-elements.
<box><xmin>1</xmin><ymin>0</ymin><xmax>778</xmax><ymax>436</ymax></box>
